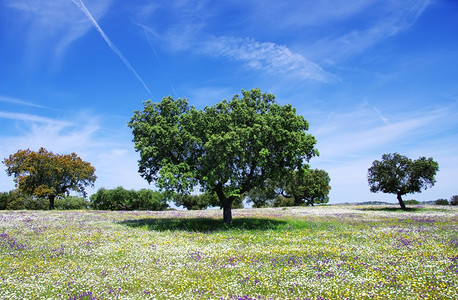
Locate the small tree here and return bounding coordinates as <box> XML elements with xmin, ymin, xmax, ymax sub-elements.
<box><xmin>435</xmin><ymin>199</ymin><xmax>449</xmax><ymax>206</ymax></box>
<box><xmin>3</xmin><ymin>148</ymin><xmax>97</xmax><ymax>209</ymax></box>
<box><xmin>451</xmin><ymin>195</ymin><xmax>458</xmax><ymax>206</ymax></box>
<box><xmin>246</xmin><ymin>168</ymin><xmax>331</xmax><ymax>207</ymax></box>
<box><xmin>282</xmin><ymin>168</ymin><xmax>331</xmax><ymax>206</ymax></box>
<box><xmin>245</xmin><ymin>180</ymin><xmax>278</xmax><ymax>208</ymax></box>
<box><xmin>367</xmin><ymin>153</ymin><xmax>439</xmax><ymax>210</ymax></box>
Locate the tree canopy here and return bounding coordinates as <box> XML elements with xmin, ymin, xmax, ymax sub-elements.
<box><xmin>367</xmin><ymin>153</ymin><xmax>439</xmax><ymax>209</ymax></box>
<box><xmin>3</xmin><ymin>147</ymin><xmax>96</xmax><ymax>209</ymax></box>
<box><xmin>128</xmin><ymin>88</ymin><xmax>318</xmax><ymax>223</ymax></box>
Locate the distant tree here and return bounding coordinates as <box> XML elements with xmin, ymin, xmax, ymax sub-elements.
<box><xmin>404</xmin><ymin>199</ymin><xmax>420</xmax><ymax>205</ymax></box>
<box><xmin>135</xmin><ymin>189</ymin><xmax>169</xmax><ymax>211</ymax></box>
<box><xmin>367</xmin><ymin>153</ymin><xmax>439</xmax><ymax>210</ymax></box>
<box><xmin>435</xmin><ymin>199</ymin><xmax>449</xmax><ymax>206</ymax></box>
<box><xmin>2</xmin><ymin>190</ymin><xmax>28</xmax><ymax>210</ymax></box>
<box><xmin>245</xmin><ymin>168</ymin><xmax>331</xmax><ymax>207</ymax></box>
<box><xmin>3</xmin><ymin>148</ymin><xmax>97</xmax><ymax>210</ymax></box>
<box><xmin>0</xmin><ymin>192</ymin><xmax>6</xmax><ymax>210</ymax></box>
<box><xmin>89</xmin><ymin>187</ymin><xmax>168</xmax><ymax>211</ymax></box>
<box><xmin>273</xmin><ymin>195</ymin><xmax>295</xmax><ymax>207</ymax></box>
<box><xmin>245</xmin><ymin>179</ymin><xmax>278</xmax><ymax>208</ymax></box>
<box><xmin>55</xmin><ymin>196</ymin><xmax>90</xmax><ymax>210</ymax></box>
<box><xmin>451</xmin><ymin>195</ymin><xmax>458</xmax><ymax>206</ymax></box>
<box><xmin>128</xmin><ymin>88</ymin><xmax>318</xmax><ymax>223</ymax></box>
<box><xmin>0</xmin><ymin>190</ymin><xmax>29</xmax><ymax>210</ymax></box>
<box><xmin>282</xmin><ymin>168</ymin><xmax>331</xmax><ymax>206</ymax></box>
<box><xmin>0</xmin><ymin>189</ymin><xmax>48</xmax><ymax>210</ymax></box>
<box><xmin>173</xmin><ymin>192</ymin><xmax>218</xmax><ymax>210</ymax></box>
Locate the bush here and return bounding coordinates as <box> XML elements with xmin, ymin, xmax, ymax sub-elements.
<box><xmin>0</xmin><ymin>191</ymin><xmax>89</xmax><ymax>210</ymax></box>
<box><xmin>90</xmin><ymin>187</ymin><xmax>169</xmax><ymax>211</ymax></box>
<box><xmin>55</xmin><ymin>196</ymin><xmax>90</xmax><ymax>210</ymax></box>
<box><xmin>273</xmin><ymin>196</ymin><xmax>295</xmax><ymax>207</ymax></box>
<box><xmin>435</xmin><ymin>198</ymin><xmax>449</xmax><ymax>206</ymax></box>
<box><xmin>24</xmin><ymin>197</ymin><xmax>48</xmax><ymax>210</ymax></box>
<box><xmin>450</xmin><ymin>195</ymin><xmax>458</xmax><ymax>206</ymax></box>
<box><xmin>173</xmin><ymin>193</ymin><xmax>217</xmax><ymax>210</ymax></box>
<box><xmin>0</xmin><ymin>192</ymin><xmax>7</xmax><ymax>210</ymax></box>
<box><xmin>0</xmin><ymin>190</ymin><xmax>49</xmax><ymax>210</ymax></box>
<box><xmin>404</xmin><ymin>199</ymin><xmax>420</xmax><ymax>205</ymax></box>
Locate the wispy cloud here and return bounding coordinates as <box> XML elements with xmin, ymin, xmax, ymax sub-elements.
<box><xmin>72</xmin><ymin>0</ymin><xmax>153</xmax><ymax>97</ymax></box>
<box><xmin>141</xmin><ymin>25</ymin><xmax>179</xmax><ymax>99</ymax></box>
<box><xmin>0</xmin><ymin>111</ymin><xmax>71</xmax><ymax>126</ymax></box>
<box><xmin>314</xmin><ymin>106</ymin><xmax>444</xmax><ymax>160</ymax></box>
<box><xmin>204</xmin><ymin>36</ymin><xmax>331</xmax><ymax>82</ymax></box>
<box><xmin>309</xmin><ymin>0</ymin><xmax>432</xmax><ymax>63</ymax></box>
<box><xmin>5</xmin><ymin>0</ymin><xmax>112</xmax><ymax>59</ymax></box>
<box><xmin>0</xmin><ymin>95</ymin><xmax>45</xmax><ymax>108</ymax></box>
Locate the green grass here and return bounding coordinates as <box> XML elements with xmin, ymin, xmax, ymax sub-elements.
<box><xmin>0</xmin><ymin>206</ymin><xmax>457</xmax><ymax>299</ymax></box>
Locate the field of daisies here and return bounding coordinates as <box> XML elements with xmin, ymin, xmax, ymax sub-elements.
<box><xmin>1</xmin><ymin>205</ymin><xmax>457</xmax><ymax>299</ymax></box>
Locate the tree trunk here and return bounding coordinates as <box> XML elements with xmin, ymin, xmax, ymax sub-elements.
<box><xmin>397</xmin><ymin>193</ymin><xmax>406</xmax><ymax>210</ymax></box>
<box><xmin>222</xmin><ymin>199</ymin><xmax>233</xmax><ymax>224</ymax></box>
<box><xmin>49</xmin><ymin>195</ymin><xmax>55</xmax><ymax>210</ymax></box>
<box><xmin>215</xmin><ymin>182</ymin><xmax>233</xmax><ymax>224</ymax></box>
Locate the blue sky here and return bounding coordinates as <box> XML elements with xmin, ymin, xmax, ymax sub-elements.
<box><xmin>1</xmin><ymin>0</ymin><xmax>457</xmax><ymax>204</ymax></box>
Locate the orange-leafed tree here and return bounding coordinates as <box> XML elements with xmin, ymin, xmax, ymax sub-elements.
<box><xmin>3</xmin><ymin>147</ymin><xmax>96</xmax><ymax>209</ymax></box>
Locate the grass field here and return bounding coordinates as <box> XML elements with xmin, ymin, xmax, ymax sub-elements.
<box><xmin>0</xmin><ymin>206</ymin><xmax>457</xmax><ymax>299</ymax></box>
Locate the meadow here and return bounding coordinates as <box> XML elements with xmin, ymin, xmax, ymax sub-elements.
<box><xmin>0</xmin><ymin>206</ymin><xmax>456</xmax><ymax>299</ymax></box>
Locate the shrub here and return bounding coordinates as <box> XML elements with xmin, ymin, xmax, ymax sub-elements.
<box><xmin>55</xmin><ymin>196</ymin><xmax>90</xmax><ymax>210</ymax></box>
<box><xmin>173</xmin><ymin>193</ymin><xmax>216</xmax><ymax>210</ymax></box>
<box><xmin>0</xmin><ymin>190</ymin><xmax>49</xmax><ymax>210</ymax></box>
<box><xmin>273</xmin><ymin>196</ymin><xmax>295</xmax><ymax>207</ymax></box>
<box><xmin>24</xmin><ymin>196</ymin><xmax>48</xmax><ymax>210</ymax></box>
<box><xmin>0</xmin><ymin>192</ymin><xmax>7</xmax><ymax>210</ymax></box>
<box><xmin>135</xmin><ymin>189</ymin><xmax>168</xmax><ymax>211</ymax></box>
<box><xmin>90</xmin><ymin>187</ymin><xmax>168</xmax><ymax>211</ymax></box>
<box><xmin>435</xmin><ymin>198</ymin><xmax>449</xmax><ymax>206</ymax></box>
<box><xmin>404</xmin><ymin>199</ymin><xmax>419</xmax><ymax>205</ymax></box>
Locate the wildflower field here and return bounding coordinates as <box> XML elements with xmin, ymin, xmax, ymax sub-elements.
<box><xmin>0</xmin><ymin>206</ymin><xmax>457</xmax><ymax>299</ymax></box>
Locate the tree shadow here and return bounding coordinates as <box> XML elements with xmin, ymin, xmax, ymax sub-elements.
<box><xmin>356</xmin><ymin>207</ymin><xmax>425</xmax><ymax>212</ymax></box>
<box><xmin>119</xmin><ymin>217</ymin><xmax>288</xmax><ymax>232</ymax></box>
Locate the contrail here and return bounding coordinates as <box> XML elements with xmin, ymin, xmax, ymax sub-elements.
<box><xmin>72</xmin><ymin>0</ymin><xmax>153</xmax><ymax>98</ymax></box>
<box><xmin>141</xmin><ymin>25</ymin><xmax>179</xmax><ymax>99</ymax></box>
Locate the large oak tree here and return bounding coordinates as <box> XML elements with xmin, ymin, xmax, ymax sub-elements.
<box><xmin>128</xmin><ymin>88</ymin><xmax>318</xmax><ymax>223</ymax></box>
<box><xmin>3</xmin><ymin>147</ymin><xmax>96</xmax><ymax>209</ymax></box>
